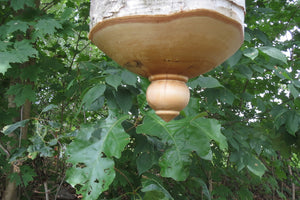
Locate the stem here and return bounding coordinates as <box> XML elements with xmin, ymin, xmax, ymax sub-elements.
<box><xmin>114</xmin><ymin>167</ymin><xmax>134</xmax><ymax>192</ymax></box>
<box><xmin>54</xmin><ymin>174</ymin><xmax>66</xmax><ymax>200</ymax></box>
<box><xmin>0</xmin><ymin>142</ymin><xmax>10</xmax><ymax>157</ymax></box>
<box><xmin>288</xmin><ymin>165</ymin><xmax>295</xmax><ymax>200</ymax></box>
<box><xmin>208</xmin><ymin>170</ymin><xmax>213</xmax><ymax>193</ymax></box>
<box><xmin>44</xmin><ymin>181</ymin><xmax>49</xmax><ymax>200</ymax></box>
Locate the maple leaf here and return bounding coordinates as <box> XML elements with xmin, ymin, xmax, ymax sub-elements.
<box><xmin>35</xmin><ymin>18</ymin><xmax>62</xmax><ymax>37</ymax></box>
<box><xmin>0</xmin><ymin>52</ymin><xmax>14</xmax><ymax>74</ymax></box>
<box><xmin>5</xmin><ymin>20</ymin><xmax>29</xmax><ymax>34</ymax></box>
<box><xmin>6</xmin><ymin>84</ymin><xmax>36</xmax><ymax>107</ymax></box>
<box><xmin>13</xmin><ymin>40</ymin><xmax>38</xmax><ymax>63</ymax></box>
<box><xmin>10</xmin><ymin>0</ymin><xmax>35</xmax><ymax>11</ymax></box>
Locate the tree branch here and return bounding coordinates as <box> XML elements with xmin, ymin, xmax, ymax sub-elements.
<box><xmin>0</xmin><ymin>142</ymin><xmax>10</xmax><ymax>157</ymax></box>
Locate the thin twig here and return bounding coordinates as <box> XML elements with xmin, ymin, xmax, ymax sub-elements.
<box><xmin>54</xmin><ymin>174</ymin><xmax>66</xmax><ymax>200</ymax></box>
<box><xmin>44</xmin><ymin>181</ymin><xmax>49</xmax><ymax>200</ymax></box>
<box><xmin>114</xmin><ymin>167</ymin><xmax>134</xmax><ymax>192</ymax></box>
<box><xmin>0</xmin><ymin>142</ymin><xmax>10</xmax><ymax>157</ymax></box>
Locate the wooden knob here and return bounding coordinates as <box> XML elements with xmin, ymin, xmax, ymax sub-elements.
<box><xmin>146</xmin><ymin>74</ymin><xmax>190</xmax><ymax>122</ymax></box>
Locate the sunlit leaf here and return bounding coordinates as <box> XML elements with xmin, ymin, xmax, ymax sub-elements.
<box><xmin>41</xmin><ymin>104</ymin><xmax>58</xmax><ymax>113</ymax></box>
<box><xmin>246</xmin><ymin>155</ymin><xmax>267</xmax><ymax>177</ymax></box>
<box><xmin>243</xmin><ymin>48</ymin><xmax>259</xmax><ymax>60</ymax></box>
<box><xmin>259</xmin><ymin>46</ymin><xmax>287</xmax><ymax>64</ymax></box>
<box><xmin>3</xmin><ymin>119</ymin><xmax>30</xmax><ymax>135</ymax></box>
<box><xmin>66</xmin><ymin>114</ymin><xmax>129</xmax><ymax>199</ymax></box>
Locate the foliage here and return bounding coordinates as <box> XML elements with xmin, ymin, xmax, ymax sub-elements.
<box><xmin>0</xmin><ymin>0</ymin><xmax>299</xmax><ymax>199</ymax></box>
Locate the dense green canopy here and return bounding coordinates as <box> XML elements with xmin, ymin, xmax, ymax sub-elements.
<box><xmin>0</xmin><ymin>0</ymin><xmax>299</xmax><ymax>199</ymax></box>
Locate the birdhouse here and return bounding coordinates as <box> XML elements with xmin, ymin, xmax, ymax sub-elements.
<box><xmin>89</xmin><ymin>0</ymin><xmax>245</xmax><ymax>122</ymax></box>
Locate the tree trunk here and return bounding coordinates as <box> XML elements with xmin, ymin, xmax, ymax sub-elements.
<box><xmin>3</xmin><ymin>0</ymin><xmax>40</xmax><ymax>197</ymax></box>
<box><xmin>288</xmin><ymin>165</ymin><xmax>295</xmax><ymax>200</ymax></box>
<box><xmin>3</xmin><ymin>80</ymin><xmax>19</xmax><ymax>200</ymax></box>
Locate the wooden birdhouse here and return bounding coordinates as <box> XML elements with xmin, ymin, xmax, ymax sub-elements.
<box><xmin>89</xmin><ymin>0</ymin><xmax>245</xmax><ymax>121</ymax></box>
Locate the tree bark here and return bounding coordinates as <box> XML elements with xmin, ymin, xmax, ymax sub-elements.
<box><xmin>90</xmin><ymin>0</ymin><xmax>245</xmax><ymax>28</ymax></box>
<box><xmin>3</xmin><ymin>0</ymin><xmax>40</xmax><ymax>197</ymax></box>
<box><xmin>288</xmin><ymin>165</ymin><xmax>295</xmax><ymax>200</ymax></box>
<box><xmin>3</xmin><ymin>80</ymin><xmax>19</xmax><ymax>200</ymax></box>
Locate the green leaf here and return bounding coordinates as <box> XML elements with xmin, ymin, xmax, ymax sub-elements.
<box><xmin>5</xmin><ymin>20</ymin><xmax>29</xmax><ymax>34</ymax></box>
<box><xmin>137</xmin><ymin>114</ymin><xmax>191</xmax><ymax>181</ymax></box>
<box><xmin>276</xmin><ymin>190</ymin><xmax>287</xmax><ymax>200</ymax></box>
<box><xmin>134</xmin><ymin>132</ymin><xmax>161</xmax><ymax>175</ymax></box>
<box><xmin>238</xmin><ymin>65</ymin><xmax>253</xmax><ymax>80</ymax></box>
<box><xmin>190</xmin><ymin>118</ymin><xmax>227</xmax><ymax>150</ymax></box>
<box><xmin>237</xmin><ymin>187</ymin><xmax>253</xmax><ymax>200</ymax></box>
<box><xmin>0</xmin><ymin>60</ymin><xmax>11</xmax><ymax>74</ymax></box>
<box><xmin>226</xmin><ymin>50</ymin><xmax>242</xmax><ymax>67</ymax></box>
<box><xmin>219</xmin><ymin>88</ymin><xmax>235</xmax><ymax>105</ymax></box>
<box><xmin>66</xmin><ymin>114</ymin><xmax>129</xmax><ymax>199</ymax></box>
<box><xmin>3</xmin><ymin>119</ymin><xmax>30</xmax><ymax>135</ymax></box>
<box><xmin>197</xmin><ymin>76</ymin><xmax>224</xmax><ymax>88</ymax></box>
<box><xmin>35</xmin><ymin>18</ymin><xmax>62</xmax><ymax>36</ymax></box>
<box><xmin>288</xmin><ymin>84</ymin><xmax>300</xmax><ymax>99</ymax></box>
<box><xmin>286</xmin><ymin>111</ymin><xmax>299</xmax><ymax>136</ymax></box>
<box><xmin>41</xmin><ymin>104</ymin><xmax>58</xmax><ymax>113</ymax></box>
<box><xmin>293</xmin><ymin>80</ymin><xmax>300</xmax><ymax>88</ymax></box>
<box><xmin>115</xmin><ymin>87</ymin><xmax>133</xmax><ymax>112</ymax></box>
<box><xmin>105</xmin><ymin>73</ymin><xmax>122</xmax><ymax>90</ymax></box>
<box><xmin>82</xmin><ymin>84</ymin><xmax>106</xmax><ymax>110</ymax></box>
<box><xmin>142</xmin><ymin>173</ymin><xmax>173</xmax><ymax>200</ymax></box>
<box><xmin>9</xmin><ymin>166</ymin><xmax>37</xmax><ymax>187</ymax></box>
<box><xmin>182</xmin><ymin>97</ymin><xmax>200</xmax><ymax>117</ymax></box>
<box><xmin>10</xmin><ymin>0</ymin><xmax>35</xmax><ymax>11</ymax></box>
<box><xmin>137</xmin><ymin>152</ymin><xmax>159</xmax><ymax>175</ymax></box>
<box><xmin>89</xmin><ymin>96</ymin><xmax>105</xmax><ymax>111</ymax></box>
<box><xmin>246</xmin><ymin>155</ymin><xmax>267</xmax><ymax>177</ymax></box>
<box><xmin>243</xmin><ymin>48</ymin><xmax>259</xmax><ymax>60</ymax></box>
<box><xmin>136</xmin><ymin>112</ymin><xmax>220</xmax><ymax>181</ymax></box>
<box><xmin>259</xmin><ymin>46</ymin><xmax>287</xmax><ymax>64</ymax></box>
<box><xmin>251</xmin><ymin>65</ymin><xmax>264</xmax><ymax>74</ymax></box>
<box><xmin>13</xmin><ymin>40</ymin><xmax>38</xmax><ymax>63</ymax></box>
<box><xmin>254</xmin><ymin>29</ymin><xmax>271</xmax><ymax>45</ymax></box>
<box><xmin>6</xmin><ymin>84</ymin><xmax>36</xmax><ymax>107</ymax></box>
<box><xmin>244</xmin><ymin>31</ymin><xmax>251</xmax><ymax>42</ymax></box>
<box><xmin>20</xmin><ymin>64</ymin><xmax>41</xmax><ymax>82</ymax></box>
<box><xmin>121</xmin><ymin>70</ymin><xmax>137</xmax><ymax>86</ymax></box>
<box><xmin>274</xmin><ymin>67</ymin><xmax>291</xmax><ymax>80</ymax></box>
<box><xmin>191</xmin><ymin>178</ymin><xmax>211</xmax><ymax>200</ymax></box>
<box><xmin>0</xmin><ymin>40</ymin><xmax>38</xmax><ymax>74</ymax></box>
<box><xmin>9</xmin><ymin>148</ymin><xmax>27</xmax><ymax>162</ymax></box>
<box><xmin>137</xmin><ymin>94</ymin><xmax>148</xmax><ymax>114</ymax></box>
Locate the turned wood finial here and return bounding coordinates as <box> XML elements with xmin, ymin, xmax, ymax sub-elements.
<box><xmin>146</xmin><ymin>74</ymin><xmax>190</xmax><ymax>122</ymax></box>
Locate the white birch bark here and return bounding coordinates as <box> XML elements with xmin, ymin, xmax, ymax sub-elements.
<box><xmin>90</xmin><ymin>0</ymin><xmax>245</xmax><ymax>29</ymax></box>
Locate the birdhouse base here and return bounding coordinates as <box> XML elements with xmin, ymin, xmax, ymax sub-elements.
<box><xmin>146</xmin><ymin>74</ymin><xmax>190</xmax><ymax>122</ymax></box>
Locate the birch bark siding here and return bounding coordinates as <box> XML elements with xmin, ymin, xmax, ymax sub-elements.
<box><xmin>90</xmin><ymin>0</ymin><xmax>245</xmax><ymax>28</ymax></box>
